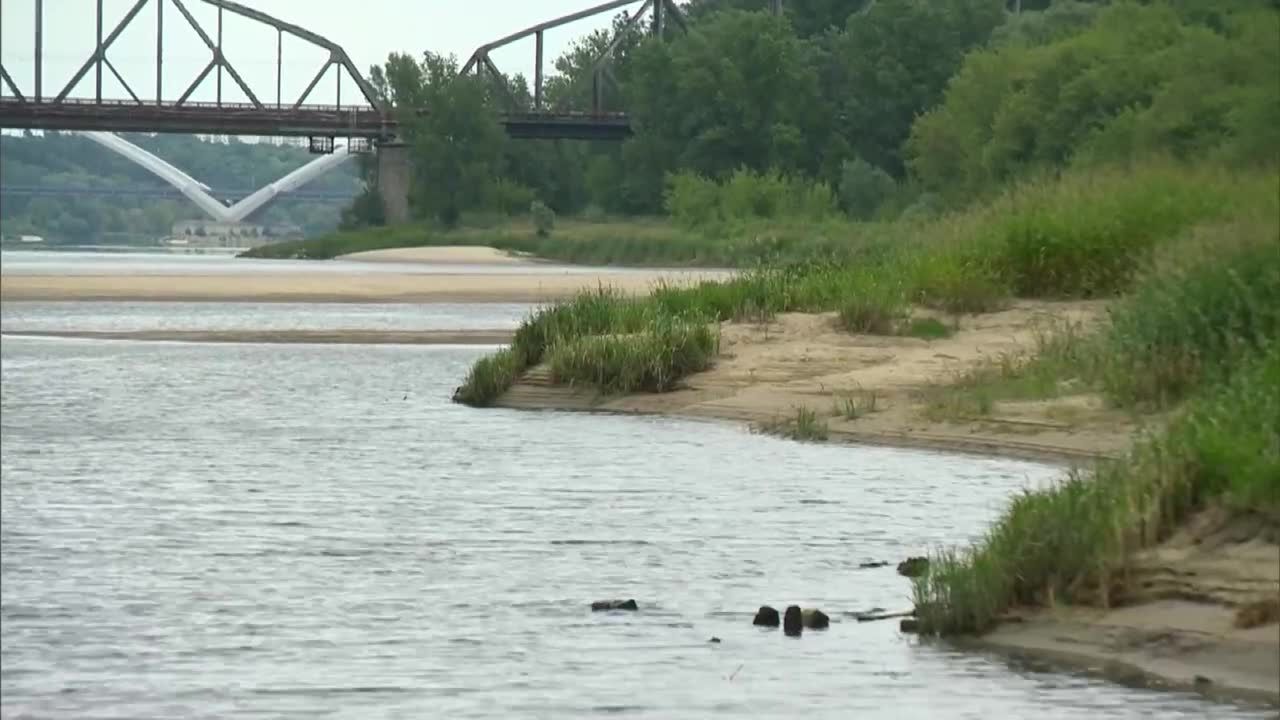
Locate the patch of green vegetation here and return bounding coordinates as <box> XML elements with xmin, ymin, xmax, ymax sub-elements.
<box><xmin>903</xmin><ymin>317</ymin><xmax>953</xmax><ymax>340</ymax></box>
<box><xmin>912</xmin><ymin>213</ymin><xmax>1280</xmax><ymax>634</ymax></box>
<box><xmin>919</xmin><ymin>213</ymin><xmax>1280</xmax><ymax>421</ymax></box>
<box><xmin>914</xmin><ymin>342</ymin><xmax>1280</xmax><ymax>636</ymax></box>
<box><xmin>1099</xmin><ymin>219</ymin><xmax>1280</xmax><ymax>409</ymax></box>
<box><xmin>756</xmin><ymin>406</ymin><xmax>830</xmax><ymax>442</ymax></box>
<box><xmin>547</xmin><ymin>320</ymin><xmax>719</xmax><ymax>395</ymax></box>
<box><xmin>834</xmin><ymin>388</ymin><xmax>881</xmax><ymax>420</ymax></box>
<box><xmin>450</xmin><ymin>164</ymin><xmax>1276</xmax><ymax>407</ymax></box>
<box><xmin>451</xmin><ymin>348</ymin><xmax>522</xmax><ymax>408</ymax></box>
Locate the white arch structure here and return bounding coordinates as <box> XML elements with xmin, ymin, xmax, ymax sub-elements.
<box><xmin>81</xmin><ymin>131</ymin><xmax>356</xmax><ymax>223</ymax></box>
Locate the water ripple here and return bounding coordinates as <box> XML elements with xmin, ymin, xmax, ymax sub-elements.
<box><xmin>1</xmin><ymin>329</ymin><xmax>1269</xmax><ymax>719</ymax></box>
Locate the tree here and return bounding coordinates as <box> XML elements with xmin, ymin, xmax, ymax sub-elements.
<box><xmin>828</xmin><ymin>0</ymin><xmax>1006</xmax><ymax>176</ymax></box>
<box><xmin>378</xmin><ymin>51</ymin><xmax>507</xmax><ymax>226</ymax></box>
<box><xmin>619</xmin><ymin>10</ymin><xmax>827</xmax><ymax>211</ymax></box>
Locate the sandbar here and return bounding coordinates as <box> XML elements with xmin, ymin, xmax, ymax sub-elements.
<box><xmin>337</xmin><ymin>246</ymin><xmax>536</xmax><ymax>265</ymax></box>
<box><xmin>0</xmin><ymin>269</ymin><xmax>730</xmax><ymax>303</ymax></box>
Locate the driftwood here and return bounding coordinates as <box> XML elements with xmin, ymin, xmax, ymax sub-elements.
<box><xmin>854</xmin><ymin>609</ymin><xmax>915</xmax><ymax>623</ymax></box>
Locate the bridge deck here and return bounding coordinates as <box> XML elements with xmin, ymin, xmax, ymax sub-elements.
<box><xmin>0</xmin><ymin>99</ymin><xmax>631</xmax><ymax>142</ymax></box>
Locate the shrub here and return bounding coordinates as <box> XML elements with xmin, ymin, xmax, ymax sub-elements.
<box><xmin>530</xmin><ymin>200</ymin><xmax>556</xmax><ymax>237</ymax></box>
<box><xmin>839</xmin><ymin>157</ymin><xmax>896</xmax><ymax>220</ymax></box>
<box><xmin>909</xmin><ymin>2</ymin><xmax>1280</xmax><ymax>199</ymax></box>
<box><xmin>490</xmin><ymin>179</ymin><xmax>537</xmax><ymax>216</ymax></box>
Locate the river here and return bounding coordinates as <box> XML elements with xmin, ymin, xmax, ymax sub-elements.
<box><xmin>0</xmin><ymin>252</ymin><xmax>1270</xmax><ymax>718</ymax></box>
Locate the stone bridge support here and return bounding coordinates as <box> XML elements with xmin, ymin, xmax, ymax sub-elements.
<box><xmin>376</xmin><ymin>142</ymin><xmax>411</xmax><ymax>224</ymax></box>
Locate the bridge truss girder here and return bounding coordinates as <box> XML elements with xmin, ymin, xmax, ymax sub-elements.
<box><xmin>0</xmin><ymin>0</ymin><xmax>386</xmax><ymax>119</ymax></box>
<box><xmin>461</xmin><ymin>0</ymin><xmax>687</xmax><ymax>114</ymax></box>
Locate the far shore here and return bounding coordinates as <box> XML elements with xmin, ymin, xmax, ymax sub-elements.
<box><xmin>336</xmin><ymin>246</ymin><xmax>539</xmax><ymax>265</ymax></box>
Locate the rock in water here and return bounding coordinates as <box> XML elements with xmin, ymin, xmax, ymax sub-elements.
<box><xmin>783</xmin><ymin>605</ymin><xmax>803</xmax><ymax>636</ymax></box>
<box><xmin>802</xmin><ymin>608</ymin><xmax>830</xmax><ymax>629</ymax></box>
<box><xmin>591</xmin><ymin>599</ymin><xmax>639</xmax><ymax>611</ymax></box>
<box><xmin>897</xmin><ymin>556</ymin><xmax>930</xmax><ymax>578</ymax></box>
<box><xmin>752</xmin><ymin>605</ymin><xmax>781</xmax><ymax>627</ymax></box>
<box><xmin>899</xmin><ymin>618</ymin><xmax>920</xmax><ymax>633</ymax></box>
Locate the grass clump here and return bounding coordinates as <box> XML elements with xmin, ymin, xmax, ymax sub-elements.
<box><xmin>903</xmin><ymin>317</ymin><xmax>953</xmax><ymax>340</ymax></box>
<box><xmin>757</xmin><ymin>407</ymin><xmax>830</xmax><ymax>442</ymax></box>
<box><xmin>451</xmin><ymin>348</ymin><xmax>522</xmax><ymax>407</ymax></box>
<box><xmin>913</xmin><ymin>340</ymin><xmax>1280</xmax><ymax>636</ymax></box>
<box><xmin>547</xmin><ymin>321</ymin><xmax>719</xmax><ymax>394</ymax></box>
<box><xmin>1099</xmin><ymin>220</ymin><xmax>1280</xmax><ymax>409</ymax></box>
<box><xmin>834</xmin><ymin>388</ymin><xmax>880</xmax><ymax>419</ymax></box>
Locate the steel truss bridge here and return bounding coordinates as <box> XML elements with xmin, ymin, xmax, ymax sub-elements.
<box><xmin>0</xmin><ymin>0</ymin><xmax>707</xmax><ymax>143</ymax></box>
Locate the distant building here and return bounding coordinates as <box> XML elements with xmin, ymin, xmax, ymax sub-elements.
<box><xmin>166</xmin><ymin>220</ymin><xmax>302</xmax><ymax>249</ymax></box>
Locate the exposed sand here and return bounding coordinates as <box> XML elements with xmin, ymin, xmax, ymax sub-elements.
<box><xmin>487</xmin><ymin>302</ymin><xmax>1279</xmax><ymax>703</ymax></box>
<box><xmin>2</xmin><ymin>329</ymin><xmax>515</xmax><ymax>345</ymax></box>
<box><xmin>0</xmin><ymin>269</ymin><xmax>730</xmax><ymax>304</ymax></box>
<box><xmin>338</xmin><ymin>246</ymin><xmax>534</xmax><ymax>265</ymax></box>
<box><xmin>495</xmin><ymin>300</ymin><xmax>1135</xmax><ymax>464</ymax></box>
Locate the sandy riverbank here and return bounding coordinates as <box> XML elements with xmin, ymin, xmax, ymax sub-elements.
<box><xmin>483</xmin><ymin>301</ymin><xmax>1279</xmax><ymax>704</ymax></box>
<box><xmin>0</xmin><ymin>269</ymin><xmax>730</xmax><ymax>303</ymax></box>
<box><xmin>493</xmin><ymin>300</ymin><xmax>1135</xmax><ymax>464</ymax></box>
<box><xmin>337</xmin><ymin>246</ymin><xmax>535</xmax><ymax>265</ymax></box>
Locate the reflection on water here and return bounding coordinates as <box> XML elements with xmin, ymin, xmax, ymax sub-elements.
<box><xmin>1</xmin><ymin>325</ymin><xmax>1268</xmax><ymax>718</ymax></box>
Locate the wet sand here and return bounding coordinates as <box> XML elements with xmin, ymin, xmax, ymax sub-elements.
<box><xmin>338</xmin><ymin>246</ymin><xmax>535</xmax><ymax>265</ymax></box>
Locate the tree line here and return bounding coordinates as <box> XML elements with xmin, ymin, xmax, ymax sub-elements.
<box><xmin>353</xmin><ymin>0</ymin><xmax>1277</xmax><ymax>229</ymax></box>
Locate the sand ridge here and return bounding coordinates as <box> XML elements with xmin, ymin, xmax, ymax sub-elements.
<box><xmin>496</xmin><ymin>300</ymin><xmax>1135</xmax><ymax>464</ymax></box>
<box><xmin>337</xmin><ymin>246</ymin><xmax>536</xmax><ymax>265</ymax></box>
<box><xmin>0</xmin><ymin>269</ymin><xmax>732</xmax><ymax>303</ymax></box>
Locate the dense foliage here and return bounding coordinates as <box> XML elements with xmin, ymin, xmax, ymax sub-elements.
<box><xmin>346</xmin><ymin>0</ymin><xmax>1274</xmax><ymax>228</ymax></box>
<box><xmin>1</xmin><ymin>132</ymin><xmax>362</xmax><ymax>243</ymax></box>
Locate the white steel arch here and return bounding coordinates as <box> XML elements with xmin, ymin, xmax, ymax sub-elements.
<box><xmin>80</xmin><ymin>131</ymin><xmax>356</xmax><ymax>223</ymax></box>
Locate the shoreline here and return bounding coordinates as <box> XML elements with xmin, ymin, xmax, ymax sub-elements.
<box><xmin>477</xmin><ymin>305</ymin><xmax>1279</xmax><ymax>707</ymax></box>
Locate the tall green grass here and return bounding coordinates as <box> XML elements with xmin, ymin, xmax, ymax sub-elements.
<box><xmin>453</xmin><ymin>163</ymin><xmax>1276</xmax><ymax>407</ymax></box>
<box><xmin>548</xmin><ymin>320</ymin><xmax>719</xmax><ymax>394</ymax></box>
<box><xmin>912</xmin><ymin>211</ymin><xmax>1280</xmax><ymax>634</ymax></box>
<box><xmin>913</xmin><ymin>342</ymin><xmax>1280</xmax><ymax>635</ymax></box>
<box><xmin>1101</xmin><ymin>219</ymin><xmax>1280</xmax><ymax>408</ymax></box>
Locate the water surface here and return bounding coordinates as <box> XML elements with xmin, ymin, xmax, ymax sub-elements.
<box><xmin>1</xmin><ymin>317</ymin><xmax>1268</xmax><ymax>718</ymax></box>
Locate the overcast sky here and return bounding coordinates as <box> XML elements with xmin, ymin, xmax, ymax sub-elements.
<box><xmin>0</xmin><ymin>0</ymin><xmax>624</xmax><ymax>106</ymax></box>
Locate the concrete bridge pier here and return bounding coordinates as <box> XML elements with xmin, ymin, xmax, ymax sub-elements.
<box><xmin>376</xmin><ymin>142</ymin><xmax>412</xmax><ymax>224</ymax></box>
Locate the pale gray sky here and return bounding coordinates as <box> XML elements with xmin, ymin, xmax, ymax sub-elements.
<box><xmin>0</xmin><ymin>0</ymin><xmax>625</xmax><ymax>106</ymax></box>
